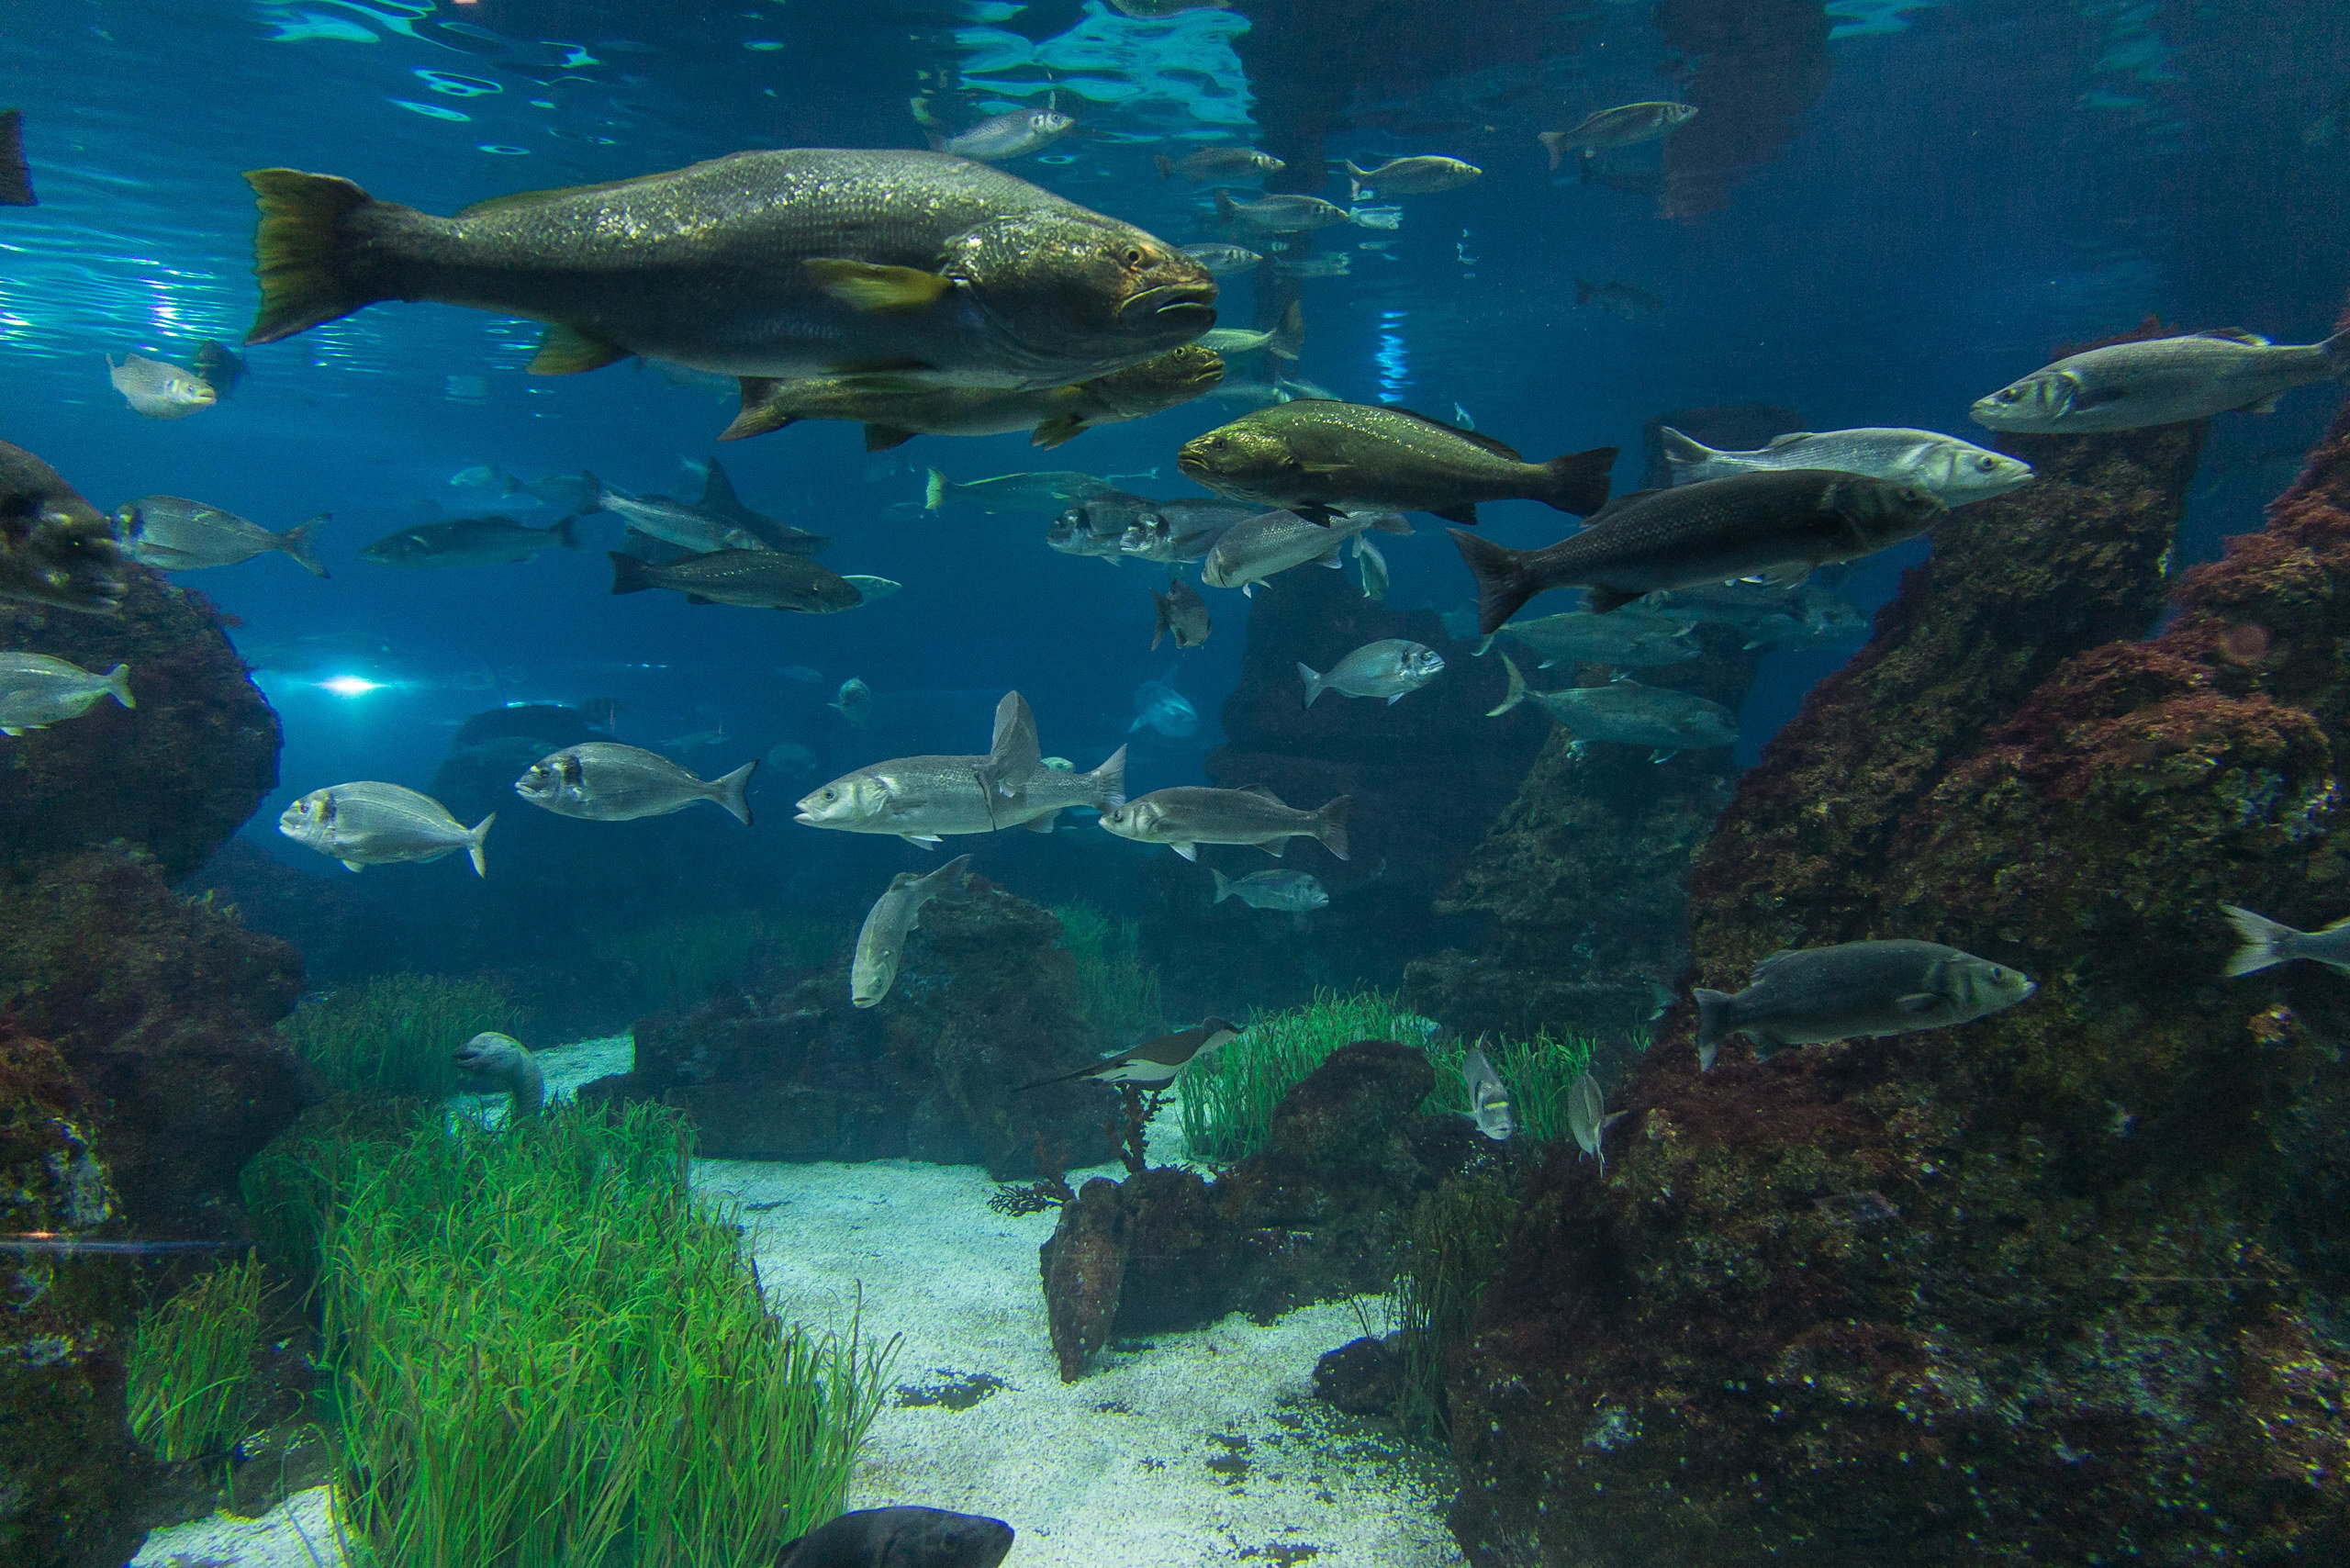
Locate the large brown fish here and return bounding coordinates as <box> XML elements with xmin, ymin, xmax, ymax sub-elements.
<box><xmin>0</xmin><ymin>440</ymin><xmax>125</xmax><ymax>614</ymax></box>
<box><xmin>1179</xmin><ymin>399</ymin><xmax>1615</xmax><ymax>526</ymax></box>
<box><xmin>241</xmin><ymin>149</ymin><xmax>1214</xmax><ymax>389</ymax></box>
<box><xmin>1452</xmin><ymin>469</ymin><xmax>1944</xmax><ymax>629</ymax></box>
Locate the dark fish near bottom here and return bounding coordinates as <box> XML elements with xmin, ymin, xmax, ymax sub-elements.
<box><xmin>0</xmin><ymin>108</ymin><xmax>34</xmax><ymax>207</ymax></box>
<box><xmin>610</xmin><ymin>548</ymin><xmax>862</xmax><ymax>612</ymax></box>
<box><xmin>1150</xmin><ymin>577</ymin><xmax>1211</xmax><ymax>648</ymax></box>
<box><xmin>776</xmin><ymin>1506</ymin><xmax>1014</xmax><ymax>1568</ymax></box>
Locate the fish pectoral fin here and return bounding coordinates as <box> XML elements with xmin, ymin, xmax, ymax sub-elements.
<box><xmin>2066</xmin><ymin>382</ymin><xmax>2128</xmax><ymax>409</ymax></box>
<box><xmin>1894</xmin><ymin>991</ymin><xmax>1943</xmax><ymax>1014</ymax></box>
<box><xmin>530</xmin><ymin>323</ymin><xmax>631</xmax><ymax>375</ymax></box>
<box><xmin>901</xmin><ymin>834</ymin><xmax>945</xmax><ymax>848</ymax></box>
<box><xmin>341</xmin><ymin>859</ymin><xmax>366</xmax><ymax>873</ymax></box>
<box><xmin>2236</xmin><ymin>394</ymin><xmax>2283</xmax><ymax>414</ymax></box>
<box><xmin>1431</xmin><ymin>503</ymin><xmax>1478</xmax><ymax>526</ymax></box>
<box><xmin>1297</xmin><ymin>462</ymin><xmax>1351</xmax><ymax>475</ymax></box>
<box><xmin>684</xmin><ymin>593</ymin><xmax>715</xmax><ymax>605</ymax></box>
<box><xmin>1261</xmin><ymin>838</ymin><xmax>1287</xmax><ymax>857</ymax></box>
<box><xmin>863</xmin><ymin>423</ymin><xmax>919</xmax><ymax>452</ymax></box>
<box><xmin>1024</xmin><ymin>811</ymin><xmax>1060</xmax><ymax>833</ymax></box>
<box><xmin>1031</xmin><ymin>414</ymin><xmax>1087</xmax><ymax>449</ymax></box>
<box><xmin>1170</xmin><ymin>842</ymin><xmax>1199</xmax><ymax>861</ymax></box>
<box><xmin>805</xmin><ymin>259</ymin><xmax>957</xmax><ymax>313</ymax></box>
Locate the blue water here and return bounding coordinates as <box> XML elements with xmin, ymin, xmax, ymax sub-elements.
<box><xmin>4</xmin><ymin>0</ymin><xmax>2347</xmax><ymax>924</ymax></box>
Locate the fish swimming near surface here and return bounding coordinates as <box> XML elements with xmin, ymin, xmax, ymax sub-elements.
<box><xmin>1180</xmin><ymin>400</ymin><xmax>1616</xmax><ymax>526</ymax></box>
<box><xmin>115</xmin><ymin>496</ymin><xmax>330</xmax><ymax>577</ymax></box>
<box><xmin>852</xmin><ymin>854</ymin><xmax>974</xmax><ymax>1007</ymax></box>
<box><xmin>1158</xmin><ymin>147</ymin><xmax>1284</xmax><ymax>183</ymax></box>
<box><xmin>797</xmin><ymin>691</ymin><xmax>1122</xmax><ymax>845</ymax></box>
<box><xmin>1151</xmin><ymin>577</ymin><xmax>1212</xmax><ymax>649</ymax></box>
<box><xmin>724</xmin><ymin>344</ymin><xmax>1222</xmax><ymax>449</ymax></box>
<box><xmin>1100</xmin><ymin>784</ymin><xmax>1350</xmax><ymax>861</ymax></box>
<box><xmin>1574</xmin><ymin>279</ymin><xmax>1662</xmax><ymax>319</ymax></box>
<box><xmin>610</xmin><ymin>548</ymin><xmax>862</xmax><ymax>612</ymax></box>
<box><xmin>1211</xmin><ymin>868</ymin><xmax>1329</xmax><ymax>912</ymax></box>
<box><xmin>1</xmin><ymin>108</ymin><xmax>36</xmax><ymax>206</ymax></box>
<box><xmin>1014</xmin><ymin>1018</ymin><xmax>1243</xmax><ymax>1091</ymax></box>
<box><xmin>362</xmin><ymin>514</ymin><xmax>579</xmax><ymax>568</ymax></box>
<box><xmin>191</xmin><ymin>340</ymin><xmax>246</xmax><ymax>398</ymax></box>
<box><xmin>1539</xmin><ymin>102</ymin><xmax>1697</xmax><ymax>167</ymax></box>
<box><xmin>1497</xmin><ymin>609</ymin><xmax>1697</xmax><ymax>669</ymax></box>
<box><xmin>107</xmin><ymin>353</ymin><xmax>217</xmax><ymax>419</ymax></box>
<box><xmin>1488</xmin><ymin>657</ymin><xmax>1736</xmax><ymax>760</ymax></box>
<box><xmin>452</xmin><ymin>1032</ymin><xmax>544</xmax><ymax>1118</ymax></box>
<box><xmin>1181</xmin><ymin>242</ymin><xmax>1264</xmax><ymax>276</ymax></box>
<box><xmin>1566</xmin><ymin>1070</ymin><xmax>1627</xmax><ymax>1170</ymax></box>
<box><xmin>831</xmin><ymin>678</ymin><xmax>874</xmax><ymax>726</ymax></box>
<box><xmin>1297</xmin><ymin>638</ymin><xmax>1445</xmax><ymax>706</ymax></box>
<box><xmin>1692</xmin><ymin>939</ymin><xmax>2036</xmax><ymax>1070</ymax></box>
<box><xmin>1343</xmin><ymin>156</ymin><xmax>1482</xmax><ymax>200</ymax></box>
<box><xmin>0</xmin><ymin>655</ymin><xmax>133</xmax><ymax>735</ymax></box>
<box><xmin>1661</xmin><ymin>426</ymin><xmax>2035</xmax><ymax>507</ymax></box>
<box><xmin>238</xmin><ymin>150</ymin><xmax>1215</xmax><ymax>391</ymax></box>
<box><xmin>1353</xmin><ymin>534</ymin><xmax>1389</xmax><ymax>600</ymax></box>
<box><xmin>1452</xmin><ymin>469</ymin><xmax>1945</xmax><ymax>627</ymax></box>
<box><xmin>514</xmin><ymin>741</ymin><xmax>756</xmax><ymax>825</ymax></box>
<box><xmin>1213</xmin><ymin>190</ymin><xmax>1352</xmax><ymax>235</ymax></box>
<box><xmin>2219</xmin><ymin>904</ymin><xmax>2350</xmax><ymax>976</ymax></box>
<box><xmin>1460</xmin><ymin>1046</ymin><xmax>1515</xmax><ymax>1141</ymax></box>
<box><xmin>774</xmin><ymin>1506</ymin><xmax>1014</xmax><ymax>1568</ymax></box>
<box><xmin>278</xmin><ymin>781</ymin><xmax>495</xmax><ymax>876</ymax></box>
<box><xmin>1969</xmin><ymin>329</ymin><xmax>2350</xmax><ymax>434</ymax></box>
<box><xmin>928</xmin><ymin>105</ymin><xmax>1075</xmax><ymax>162</ymax></box>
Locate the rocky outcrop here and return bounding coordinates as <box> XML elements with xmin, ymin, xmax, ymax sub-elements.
<box><xmin>1444</xmin><ymin>343</ymin><xmax>2350</xmax><ymax>1561</ymax></box>
<box><xmin>580</xmin><ymin>880</ymin><xmax>1117</xmax><ymax>1178</ymax></box>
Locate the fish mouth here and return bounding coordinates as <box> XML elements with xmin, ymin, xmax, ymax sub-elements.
<box><xmin>1121</xmin><ymin>285</ymin><xmax>1218</xmax><ymax>325</ymax></box>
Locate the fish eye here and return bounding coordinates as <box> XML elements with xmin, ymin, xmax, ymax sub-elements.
<box><xmin>1124</xmin><ymin>246</ymin><xmax>1146</xmax><ymax>267</ymax></box>
<box><xmin>1975</xmin><ymin>455</ymin><xmax>1998</xmax><ymax>469</ymax></box>
<box><xmin>1995</xmin><ymin>388</ymin><xmax>2020</xmax><ymax>403</ymax></box>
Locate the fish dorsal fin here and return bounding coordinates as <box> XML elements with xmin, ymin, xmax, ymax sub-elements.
<box><xmin>695</xmin><ymin>456</ymin><xmax>743</xmax><ymax>513</ymax></box>
<box><xmin>2197</xmin><ymin>328</ymin><xmax>2271</xmax><ymax>346</ymax></box>
<box><xmin>1750</xmin><ymin>947</ymin><xmax>1801</xmax><ymax>980</ymax></box>
<box><xmin>1764</xmin><ymin>431</ymin><xmax>1818</xmax><ymax>448</ymax></box>
<box><xmin>456</xmin><ymin>171</ymin><xmax>676</xmax><ymax>218</ymax></box>
<box><xmin>1237</xmin><ymin>783</ymin><xmax>1282</xmax><ymax>801</ymax></box>
<box><xmin>1387</xmin><ymin>407</ymin><xmax>1522</xmax><ymax>460</ymax></box>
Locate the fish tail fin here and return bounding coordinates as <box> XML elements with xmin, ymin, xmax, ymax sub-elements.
<box><xmin>103</xmin><ymin>664</ymin><xmax>134</xmax><ymax>711</ymax></box>
<box><xmin>2322</xmin><ymin>328</ymin><xmax>2350</xmax><ymax>379</ymax></box>
<box><xmin>609</xmin><ymin>552</ymin><xmax>654</xmax><ymax>594</ymax></box>
<box><xmin>1486</xmin><ymin>653</ymin><xmax>1528</xmax><ymax>717</ymax></box>
<box><xmin>1539</xmin><ymin>131</ymin><xmax>1567</xmax><ymax>171</ymax></box>
<box><xmin>1150</xmin><ymin>588</ymin><xmax>1170</xmax><ymax>650</ymax></box>
<box><xmin>1538</xmin><ymin>445</ymin><xmax>1617</xmax><ymax>516</ymax></box>
<box><xmin>465</xmin><ymin>812</ymin><xmax>495</xmax><ymax>878</ymax></box>
<box><xmin>1296</xmin><ymin>661</ymin><xmax>1326</xmax><ymax>707</ymax></box>
<box><xmin>2221</xmin><ymin>903</ymin><xmax>2301</xmax><ymax>976</ymax></box>
<box><xmin>720</xmin><ymin>377</ymin><xmax>790</xmax><ymax>442</ymax></box>
<box><xmin>1450</xmin><ymin>528</ymin><xmax>1540</xmax><ymax>633</ymax></box>
<box><xmin>1692</xmin><ymin>988</ymin><xmax>1733</xmax><ymax>1070</ymax></box>
<box><xmin>1214</xmin><ymin>188</ymin><xmax>1238</xmax><ymax>222</ymax></box>
<box><xmin>241</xmin><ymin>168</ymin><xmax>396</xmax><ymax>344</ymax></box>
<box><xmin>552</xmin><ymin>513</ymin><xmax>582</xmax><ymax>549</ymax></box>
<box><xmin>1315</xmin><ymin>796</ymin><xmax>1352</xmax><ymax>861</ymax></box>
<box><xmin>1658</xmin><ymin>426</ymin><xmax>1715</xmax><ymax>472</ymax></box>
<box><xmin>711</xmin><ymin>759</ymin><xmax>756</xmax><ymax>826</ymax></box>
<box><xmin>924</xmin><ymin>467</ymin><xmax>946</xmax><ymax>510</ymax></box>
<box><xmin>281</xmin><ymin>513</ymin><xmax>331</xmax><ymax>577</ymax></box>
<box><xmin>1212</xmin><ymin>868</ymin><xmax>1234</xmax><ymax>904</ymax></box>
<box><xmin>1085</xmin><ymin>744</ymin><xmax>1128</xmax><ymax>812</ymax></box>
<box><xmin>1154</xmin><ymin>154</ymin><xmax>1175</xmax><ymax>181</ymax></box>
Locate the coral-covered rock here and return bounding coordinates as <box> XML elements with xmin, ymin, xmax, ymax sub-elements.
<box><xmin>1449</xmin><ymin>356</ymin><xmax>2350</xmax><ymax>1560</ymax></box>
<box><xmin>1040</xmin><ymin>1175</ymin><xmax>1130</xmax><ymax>1382</ymax></box>
<box><xmin>1313</xmin><ymin>1334</ymin><xmax>1402</xmax><ymax>1416</ymax></box>
<box><xmin>3</xmin><ymin>567</ymin><xmax>279</xmax><ymax>879</ymax></box>
<box><xmin>581</xmin><ymin>881</ymin><xmax>1116</xmax><ymax>1178</ymax></box>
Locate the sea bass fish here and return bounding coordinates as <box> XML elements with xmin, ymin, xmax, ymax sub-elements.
<box><xmin>0</xmin><ymin>440</ymin><xmax>127</xmax><ymax>614</ymax></box>
<box><xmin>1181</xmin><ymin>242</ymin><xmax>1263</xmax><ymax>276</ymax></box>
<box><xmin>362</xmin><ymin>515</ymin><xmax>578</xmax><ymax>568</ymax></box>
<box><xmin>1158</xmin><ymin>147</ymin><xmax>1284</xmax><ymax>183</ymax></box>
<box><xmin>278</xmin><ymin>781</ymin><xmax>494</xmax><ymax>875</ymax></box>
<box><xmin>1637</xmin><ymin>579</ymin><xmax>1869</xmax><ymax>650</ymax></box>
<box><xmin>1211</xmin><ymin>868</ymin><xmax>1328</xmax><ymax>912</ymax></box>
<box><xmin>1970</xmin><ymin>329</ymin><xmax>2350</xmax><ymax>434</ymax></box>
<box><xmin>1297</xmin><ymin>638</ymin><xmax>1444</xmax><ymax>706</ymax></box>
<box><xmin>514</xmin><ymin>742</ymin><xmax>755</xmax><ymax>824</ymax></box>
<box><xmin>107</xmin><ymin>353</ymin><xmax>216</xmax><ymax>419</ymax></box>
<box><xmin>0</xmin><ymin>654</ymin><xmax>132</xmax><ymax>734</ymax></box>
<box><xmin>609</xmin><ymin>548</ymin><xmax>861</xmax><ymax>611</ymax></box>
<box><xmin>1150</xmin><ymin>577</ymin><xmax>1212</xmax><ymax>649</ymax></box>
<box><xmin>1179</xmin><ymin>400</ymin><xmax>1616</xmax><ymax>526</ymax></box>
<box><xmin>797</xmin><ymin>692</ymin><xmax>1122</xmax><ymax>844</ymax></box>
<box><xmin>851</xmin><ymin>854</ymin><xmax>974</xmax><ymax>1007</ymax></box>
<box><xmin>1453</xmin><ymin>470</ymin><xmax>1945</xmax><ymax>628</ymax></box>
<box><xmin>724</xmin><ymin>344</ymin><xmax>1222</xmax><ymax>449</ymax></box>
<box><xmin>114</xmin><ymin>496</ymin><xmax>330</xmax><ymax>577</ymax></box>
<box><xmin>1099</xmin><ymin>785</ymin><xmax>1350</xmax><ymax>861</ymax></box>
<box><xmin>1344</xmin><ymin>156</ymin><xmax>1481</xmax><ymax>200</ymax></box>
<box><xmin>1488</xmin><ymin>657</ymin><xmax>1736</xmax><ymax>760</ymax></box>
<box><xmin>1497</xmin><ymin>609</ymin><xmax>1697</xmax><ymax>669</ymax></box>
<box><xmin>931</xmin><ymin>106</ymin><xmax>1074</xmax><ymax>162</ymax></box>
<box><xmin>1213</xmin><ymin>191</ymin><xmax>1351</xmax><ymax>234</ymax></box>
<box><xmin>1539</xmin><ymin>102</ymin><xmax>1696</xmax><ymax>167</ymax></box>
<box><xmin>928</xmin><ymin>467</ymin><xmax>1154</xmax><ymax>512</ymax></box>
<box><xmin>1662</xmin><ymin>426</ymin><xmax>2035</xmax><ymax>506</ymax></box>
<box><xmin>2220</xmin><ymin>904</ymin><xmax>2350</xmax><ymax>976</ymax></box>
<box><xmin>594</xmin><ymin>479</ymin><xmax>768</xmax><ymax>554</ymax></box>
<box><xmin>240</xmin><ymin>150</ymin><xmax>1215</xmax><ymax>389</ymax></box>
<box><xmin>1200</xmin><ymin>508</ymin><xmax>1387</xmax><ymax>594</ymax></box>
<box><xmin>1692</xmin><ymin>939</ymin><xmax>2036</xmax><ymax>1070</ymax></box>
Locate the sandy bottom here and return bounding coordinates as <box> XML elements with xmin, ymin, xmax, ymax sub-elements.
<box><xmin>133</xmin><ymin>1037</ymin><xmax>1462</xmax><ymax>1568</ymax></box>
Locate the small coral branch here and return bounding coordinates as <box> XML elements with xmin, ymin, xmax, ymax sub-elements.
<box><xmin>1108</xmin><ymin>1084</ymin><xmax>1166</xmax><ymax>1175</ymax></box>
<box><xmin>987</xmin><ymin>1131</ymin><xmax>1076</xmax><ymax>1217</ymax></box>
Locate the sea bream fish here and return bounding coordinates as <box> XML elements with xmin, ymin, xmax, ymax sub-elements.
<box><xmin>1692</xmin><ymin>939</ymin><xmax>2036</xmax><ymax>1070</ymax></box>
<box><xmin>239</xmin><ymin>149</ymin><xmax>1214</xmax><ymax>390</ymax></box>
<box><xmin>1200</xmin><ymin>508</ymin><xmax>1404</xmax><ymax>595</ymax></box>
<box><xmin>1150</xmin><ymin>577</ymin><xmax>1212</xmax><ymax>649</ymax></box>
<box><xmin>1297</xmin><ymin>638</ymin><xmax>1444</xmax><ymax>706</ymax></box>
<box><xmin>278</xmin><ymin>781</ymin><xmax>494</xmax><ymax>876</ymax></box>
<box><xmin>1117</xmin><ymin>498</ymin><xmax>1252</xmax><ymax>566</ymax></box>
<box><xmin>1970</xmin><ymin>329</ymin><xmax>2350</xmax><ymax>434</ymax></box>
<box><xmin>1460</xmin><ymin>1046</ymin><xmax>1515</xmax><ymax>1140</ymax></box>
<box><xmin>513</xmin><ymin>742</ymin><xmax>756</xmax><ymax>825</ymax></box>
<box><xmin>851</xmin><ymin>854</ymin><xmax>973</xmax><ymax>1007</ymax></box>
<box><xmin>1661</xmin><ymin>426</ymin><xmax>2035</xmax><ymax>507</ymax></box>
<box><xmin>1099</xmin><ymin>784</ymin><xmax>1350</xmax><ymax>862</ymax></box>
<box><xmin>0</xmin><ymin>441</ymin><xmax>125</xmax><ymax>614</ymax></box>
<box><xmin>0</xmin><ymin>654</ymin><xmax>133</xmax><ymax>735</ymax></box>
<box><xmin>114</xmin><ymin>496</ymin><xmax>330</xmax><ymax>577</ymax></box>
<box><xmin>1452</xmin><ymin>470</ymin><xmax>1945</xmax><ymax>629</ymax></box>
<box><xmin>107</xmin><ymin>353</ymin><xmax>216</xmax><ymax>419</ymax></box>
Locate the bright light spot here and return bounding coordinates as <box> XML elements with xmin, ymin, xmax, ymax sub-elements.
<box><xmin>319</xmin><ymin>677</ymin><xmax>384</xmax><ymax>697</ymax></box>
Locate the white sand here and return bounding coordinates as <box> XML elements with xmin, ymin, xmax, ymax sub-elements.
<box><xmin>135</xmin><ymin>1037</ymin><xmax>1462</xmax><ymax>1568</ymax></box>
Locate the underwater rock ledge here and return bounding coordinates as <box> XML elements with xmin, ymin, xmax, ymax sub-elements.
<box><xmin>1443</xmin><ymin>339</ymin><xmax>2350</xmax><ymax>1560</ymax></box>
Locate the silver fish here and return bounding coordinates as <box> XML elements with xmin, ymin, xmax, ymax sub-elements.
<box><xmin>1487</xmin><ymin>658</ymin><xmax>1737</xmax><ymax>761</ymax></box>
<box><xmin>852</xmin><ymin>854</ymin><xmax>974</xmax><ymax>1007</ymax></box>
<box><xmin>1099</xmin><ymin>785</ymin><xmax>1350</xmax><ymax>862</ymax></box>
<box><xmin>1497</xmin><ymin>609</ymin><xmax>1697</xmax><ymax>669</ymax></box>
<box><xmin>1343</xmin><ymin>156</ymin><xmax>1481</xmax><ymax>200</ymax></box>
<box><xmin>1201</xmin><ymin>509</ymin><xmax>1379</xmax><ymax>595</ymax></box>
<box><xmin>1158</xmin><ymin>148</ymin><xmax>1284</xmax><ymax>183</ymax></box>
<box><xmin>1296</xmin><ymin>638</ymin><xmax>1444</xmax><ymax>706</ymax></box>
<box><xmin>115</xmin><ymin>496</ymin><xmax>330</xmax><ymax>577</ymax></box>
<box><xmin>1213</xmin><ymin>191</ymin><xmax>1350</xmax><ymax>234</ymax></box>
<box><xmin>1181</xmin><ymin>242</ymin><xmax>1265</xmax><ymax>277</ymax></box>
<box><xmin>0</xmin><ymin>654</ymin><xmax>132</xmax><ymax>734</ymax></box>
<box><xmin>1210</xmin><ymin>868</ymin><xmax>1329</xmax><ymax>912</ymax></box>
<box><xmin>797</xmin><ymin>692</ymin><xmax>1121</xmax><ymax>845</ymax></box>
<box><xmin>278</xmin><ymin>781</ymin><xmax>493</xmax><ymax>875</ymax></box>
<box><xmin>1353</xmin><ymin>534</ymin><xmax>1389</xmax><ymax>600</ymax></box>
<box><xmin>361</xmin><ymin>514</ymin><xmax>578</xmax><ymax>568</ymax></box>
<box><xmin>106</xmin><ymin>353</ymin><xmax>215</xmax><ymax>419</ymax></box>
<box><xmin>1692</xmin><ymin>939</ymin><xmax>2037</xmax><ymax>1071</ymax></box>
<box><xmin>514</xmin><ymin>742</ymin><xmax>756</xmax><ymax>824</ymax></box>
<box><xmin>1662</xmin><ymin>426</ymin><xmax>2034</xmax><ymax>506</ymax></box>
<box><xmin>1461</xmin><ymin>1046</ymin><xmax>1516</xmax><ymax>1141</ymax></box>
<box><xmin>594</xmin><ymin>478</ymin><xmax>767</xmax><ymax>554</ymax></box>
<box><xmin>933</xmin><ymin>106</ymin><xmax>1075</xmax><ymax>162</ymax></box>
<box><xmin>1971</xmin><ymin>330</ymin><xmax>2350</xmax><ymax>434</ymax></box>
<box><xmin>1566</xmin><ymin>1071</ymin><xmax>1626</xmax><ymax>1169</ymax></box>
<box><xmin>1539</xmin><ymin>102</ymin><xmax>1696</xmax><ymax>167</ymax></box>
<box><xmin>2221</xmin><ymin>905</ymin><xmax>2350</xmax><ymax>976</ymax></box>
